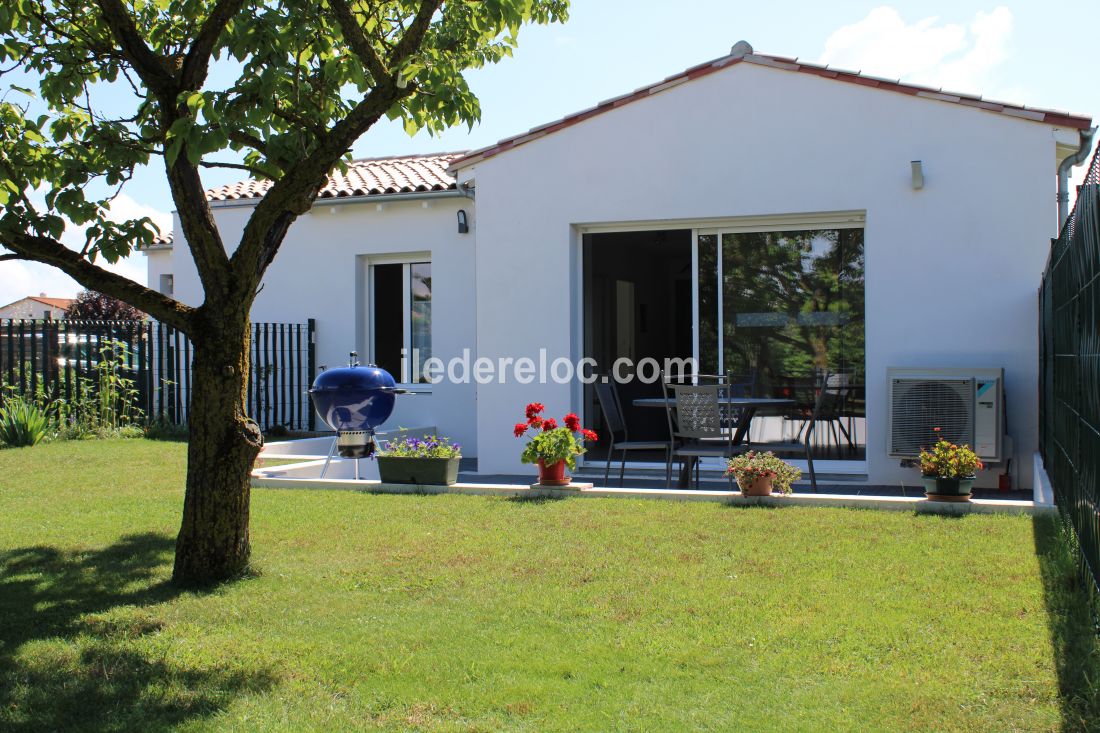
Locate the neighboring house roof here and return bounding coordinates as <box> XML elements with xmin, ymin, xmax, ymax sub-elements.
<box><xmin>27</xmin><ymin>296</ymin><xmax>74</xmax><ymax>309</ymax></box>
<box><xmin>451</xmin><ymin>49</ymin><xmax>1093</xmax><ymax>170</ymax></box>
<box><xmin>150</xmin><ymin>231</ymin><xmax>173</xmax><ymax>246</ymax></box>
<box><xmin>0</xmin><ymin>295</ymin><xmax>74</xmax><ymax>311</ymax></box>
<box><xmin>205</xmin><ymin>152</ymin><xmax>465</xmax><ymax>203</ymax></box>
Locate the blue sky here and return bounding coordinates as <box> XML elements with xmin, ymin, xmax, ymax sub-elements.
<box><xmin>4</xmin><ymin>1</ymin><xmax>1099</xmax><ymax>304</ymax></box>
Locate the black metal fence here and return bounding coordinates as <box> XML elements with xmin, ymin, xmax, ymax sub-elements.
<box><xmin>0</xmin><ymin>318</ymin><xmax>315</xmax><ymax>431</ymax></box>
<box><xmin>1040</xmin><ymin>147</ymin><xmax>1100</xmax><ymax>606</ymax></box>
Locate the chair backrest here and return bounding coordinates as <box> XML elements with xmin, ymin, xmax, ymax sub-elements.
<box><xmin>594</xmin><ymin>379</ymin><xmax>628</xmax><ymax>443</ymax></box>
<box><xmin>727</xmin><ymin>370</ymin><xmax>756</xmax><ymax>397</ymax></box>
<box><xmin>669</xmin><ymin>384</ymin><xmax>724</xmax><ymax>440</ymax></box>
<box><xmin>660</xmin><ymin>373</ymin><xmax>678</xmax><ymax>443</ymax></box>
<box><xmin>810</xmin><ymin>371</ymin><xmax>847</xmax><ymax>423</ymax></box>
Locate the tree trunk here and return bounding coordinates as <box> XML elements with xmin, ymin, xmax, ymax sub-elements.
<box><xmin>172</xmin><ymin>318</ymin><xmax>263</xmax><ymax>586</ymax></box>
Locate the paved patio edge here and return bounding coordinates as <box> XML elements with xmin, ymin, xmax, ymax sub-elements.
<box><xmin>251</xmin><ymin>469</ymin><xmax>1053</xmax><ymax>516</ymax></box>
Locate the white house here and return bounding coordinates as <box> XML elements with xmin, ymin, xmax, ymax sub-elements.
<box><xmin>149</xmin><ymin>44</ymin><xmax>1093</xmax><ymax>489</ymax></box>
<box><xmin>0</xmin><ymin>294</ymin><xmax>74</xmax><ymax>320</ymax></box>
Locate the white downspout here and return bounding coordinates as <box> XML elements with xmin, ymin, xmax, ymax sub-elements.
<box><xmin>1057</xmin><ymin>126</ymin><xmax>1096</xmax><ymax>228</ymax></box>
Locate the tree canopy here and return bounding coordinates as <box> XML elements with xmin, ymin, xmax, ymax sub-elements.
<box><xmin>0</xmin><ymin>0</ymin><xmax>568</xmax><ymax>330</ymax></box>
<box><xmin>66</xmin><ymin>289</ymin><xmax>146</xmax><ymax>320</ymax></box>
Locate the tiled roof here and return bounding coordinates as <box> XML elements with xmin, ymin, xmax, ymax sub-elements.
<box><xmin>27</xmin><ymin>296</ymin><xmax>74</xmax><ymax>309</ymax></box>
<box><xmin>150</xmin><ymin>231</ymin><xmax>173</xmax><ymax>246</ymax></box>
<box><xmin>452</xmin><ymin>51</ymin><xmax>1093</xmax><ymax>170</ymax></box>
<box><xmin>206</xmin><ymin>152</ymin><xmax>464</xmax><ymax>203</ymax></box>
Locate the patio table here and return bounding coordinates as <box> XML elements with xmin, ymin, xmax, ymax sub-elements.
<box><xmin>633</xmin><ymin>396</ymin><xmax>794</xmax><ymax>488</ymax></box>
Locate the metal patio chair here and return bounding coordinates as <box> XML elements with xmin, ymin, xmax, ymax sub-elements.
<box><xmin>661</xmin><ymin>381</ymin><xmax>744</xmax><ymax>490</ymax></box>
<box><xmin>594</xmin><ymin>379</ymin><xmax>671</xmax><ymax>486</ymax></box>
<box><xmin>751</xmin><ymin>371</ymin><xmax>847</xmax><ymax>493</ymax></box>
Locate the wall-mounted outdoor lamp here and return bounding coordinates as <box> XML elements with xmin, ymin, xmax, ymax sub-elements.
<box><xmin>457</xmin><ymin>209</ymin><xmax>469</xmax><ymax>233</ymax></box>
<box><xmin>911</xmin><ymin>160</ymin><xmax>924</xmax><ymax>190</ymax></box>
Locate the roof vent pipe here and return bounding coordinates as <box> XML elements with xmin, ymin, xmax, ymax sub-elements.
<box><xmin>730</xmin><ymin>40</ymin><xmax>753</xmax><ymax>58</ymax></box>
<box><xmin>1058</xmin><ymin>125</ymin><xmax>1096</xmax><ymax>229</ymax></box>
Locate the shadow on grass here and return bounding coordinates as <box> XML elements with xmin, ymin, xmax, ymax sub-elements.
<box><xmin>1032</xmin><ymin>516</ymin><xmax>1100</xmax><ymax>732</ymax></box>
<box><xmin>0</xmin><ymin>533</ymin><xmax>275</xmax><ymax>732</ymax></box>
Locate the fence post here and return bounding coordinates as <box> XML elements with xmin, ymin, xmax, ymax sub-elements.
<box><xmin>307</xmin><ymin>318</ymin><xmax>316</xmax><ymax>431</ymax></box>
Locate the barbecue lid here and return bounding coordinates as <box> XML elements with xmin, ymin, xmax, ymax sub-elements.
<box><xmin>309</xmin><ymin>362</ymin><xmax>397</xmax><ymax>393</ymax></box>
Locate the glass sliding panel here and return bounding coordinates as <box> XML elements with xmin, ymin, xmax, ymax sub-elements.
<box><xmin>696</xmin><ymin>233</ymin><xmax>719</xmax><ymax>375</ymax></box>
<box><xmin>372</xmin><ymin>263</ymin><xmax>405</xmax><ymax>378</ymax></box>
<box><xmin>720</xmin><ymin>228</ymin><xmax>864</xmax><ymax>393</ymax></box>
<box><xmin>409</xmin><ymin>262</ymin><xmax>432</xmax><ymax>383</ymax></box>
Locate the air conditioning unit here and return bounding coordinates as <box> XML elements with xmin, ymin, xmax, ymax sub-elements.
<box><xmin>887</xmin><ymin>367</ymin><xmax>1004</xmax><ymax>461</ymax></box>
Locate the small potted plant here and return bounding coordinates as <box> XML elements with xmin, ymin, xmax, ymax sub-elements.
<box><xmin>725</xmin><ymin>451</ymin><xmax>801</xmax><ymax>496</ymax></box>
<box><xmin>514</xmin><ymin>403</ymin><xmax>598</xmax><ymax>486</ymax></box>
<box><xmin>919</xmin><ymin>432</ymin><xmax>983</xmax><ymax>502</ymax></box>
<box><xmin>376</xmin><ymin>432</ymin><xmax>462</xmax><ymax>485</ymax></box>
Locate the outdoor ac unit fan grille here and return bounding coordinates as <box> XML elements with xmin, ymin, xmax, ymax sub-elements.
<box><xmin>890</xmin><ymin>378</ymin><xmax>975</xmax><ymax>457</ymax></box>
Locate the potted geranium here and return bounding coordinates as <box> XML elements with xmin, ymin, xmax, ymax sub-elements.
<box><xmin>725</xmin><ymin>451</ymin><xmax>801</xmax><ymax>496</ymax></box>
<box><xmin>514</xmin><ymin>403</ymin><xmax>598</xmax><ymax>486</ymax></box>
<box><xmin>919</xmin><ymin>433</ymin><xmax>983</xmax><ymax>502</ymax></box>
<box><xmin>376</xmin><ymin>432</ymin><xmax>462</xmax><ymax>485</ymax></box>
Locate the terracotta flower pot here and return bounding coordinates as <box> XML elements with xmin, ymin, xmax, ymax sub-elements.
<box><xmin>739</xmin><ymin>473</ymin><xmax>775</xmax><ymax>497</ymax></box>
<box><xmin>537</xmin><ymin>459</ymin><xmax>570</xmax><ymax>486</ymax></box>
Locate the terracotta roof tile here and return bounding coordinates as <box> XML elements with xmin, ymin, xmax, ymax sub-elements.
<box><xmin>451</xmin><ymin>52</ymin><xmax>1092</xmax><ymax>170</ymax></box>
<box><xmin>206</xmin><ymin>152</ymin><xmax>464</xmax><ymax>203</ymax></box>
<box><xmin>27</xmin><ymin>296</ymin><xmax>74</xmax><ymax>309</ymax></box>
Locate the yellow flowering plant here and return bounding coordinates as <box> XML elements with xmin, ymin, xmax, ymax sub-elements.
<box><xmin>918</xmin><ymin>436</ymin><xmax>983</xmax><ymax>479</ymax></box>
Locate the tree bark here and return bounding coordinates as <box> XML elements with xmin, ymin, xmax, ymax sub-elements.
<box><xmin>172</xmin><ymin>316</ymin><xmax>262</xmax><ymax>586</ymax></box>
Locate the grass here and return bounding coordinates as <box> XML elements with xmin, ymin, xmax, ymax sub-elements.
<box><xmin>1</xmin><ymin>439</ymin><xmax>1098</xmax><ymax>732</ymax></box>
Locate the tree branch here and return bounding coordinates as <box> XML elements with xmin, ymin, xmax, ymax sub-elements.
<box><xmin>164</xmin><ymin>154</ymin><xmax>232</xmax><ymax>301</ymax></box>
<box><xmin>178</xmin><ymin>0</ymin><xmax>246</xmax><ymax>90</ymax></box>
<box><xmin>329</xmin><ymin>0</ymin><xmax>388</xmax><ymax>81</ymax></box>
<box><xmin>388</xmin><ymin>0</ymin><xmax>442</xmax><ymax>69</ymax></box>
<box><xmin>227</xmin><ymin>0</ymin><xmax>441</xmax><ymax>291</ymax></box>
<box><xmin>92</xmin><ymin>0</ymin><xmax>176</xmax><ymax>101</ymax></box>
<box><xmin>1</xmin><ymin>233</ymin><xmax>194</xmax><ymax>331</ymax></box>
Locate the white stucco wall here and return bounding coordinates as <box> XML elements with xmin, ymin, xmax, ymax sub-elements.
<box><xmin>143</xmin><ymin>247</ymin><xmax>173</xmax><ymax>292</ymax></box>
<box><xmin>0</xmin><ymin>298</ymin><xmax>67</xmax><ymax>320</ymax></box>
<box><xmin>168</xmin><ymin>195</ymin><xmax>478</xmax><ymax>453</ymax></box>
<box><xmin>464</xmin><ymin>61</ymin><xmax>1070</xmax><ymax>487</ymax></box>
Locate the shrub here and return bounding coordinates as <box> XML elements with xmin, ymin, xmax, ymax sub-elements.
<box><xmin>919</xmin><ymin>437</ymin><xmax>983</xmax><ymax>478</ymax></box>
<box><xmin>725</xmin><ymin>451</ymin><xmax>801</xmax><ymax>494</ymax></box>
<box><xmin>144</xmin><ymin>416</ymin><xmax>189</xmax><ymax>442</ymax></box>
<box><xmin>0</xmin><ymin>394</ymin><xmax>50</xmax><ymax>447</ymax></box>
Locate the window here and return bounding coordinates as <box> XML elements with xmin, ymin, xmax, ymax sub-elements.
<box><xmin>697</xmin><ymin>227</ymin><xmax>864</xmax><ymax>387</ymax></box>
<box><xmin>370</xmin><ymin>261</ymin><xmax>431</xmax><ymax>383</ymax></box>
<box><xmin>159</xmin><ymin>274</ymin><xmax>174</xmax><ymax>295</ymax></box>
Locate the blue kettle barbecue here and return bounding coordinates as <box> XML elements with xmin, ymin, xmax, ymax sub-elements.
<box><xmin>309</xmin><ymin>352</ymin><xmax>408</xmax><ymax>478</ymax></box>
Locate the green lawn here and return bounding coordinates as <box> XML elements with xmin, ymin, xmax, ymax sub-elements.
<box><xmin>1</xmin><ymin>440</ymin><xmax>1097</xmax><ymax>732</ymax></box>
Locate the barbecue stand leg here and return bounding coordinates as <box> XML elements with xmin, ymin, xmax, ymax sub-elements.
<box><xmin>319</xmin><ymin>436</ymin><xmax>338</xmax><ymax>479</ymax></box>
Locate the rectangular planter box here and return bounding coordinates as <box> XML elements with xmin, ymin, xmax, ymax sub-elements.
<box><xmin>377</xmin><ymin>456</ymin><xmax>460</xmax><ymax>485</ymax></box>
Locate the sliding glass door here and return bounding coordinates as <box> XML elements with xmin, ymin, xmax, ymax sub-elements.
<box><xmin>695</xmin><ymin>226</ymin><xmax>865</xmax><ymax>393</ymax></box>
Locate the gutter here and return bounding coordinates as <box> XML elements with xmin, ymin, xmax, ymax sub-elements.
<box><xmin>1057</xmin><ymin>126</ymin><xmax>1096</xmax><ymax>228</ymax></box>
<box><xmin>207</xmin><ymin>188</ymin><xmax>466</xmax><ymax>210</ymax></box>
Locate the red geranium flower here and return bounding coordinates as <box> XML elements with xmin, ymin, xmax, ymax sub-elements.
<box><xmin>513</xmin><ymin>422</ymin><xmax>527</xmax><ymax>438</ymax></box>
<box><xmin>542</xmin><ymin>417</ymin><xmax>558</xmax><ymax>431</ymax></box>
<box><xmin>564</xmin><ymin>412</ymin><xmax>581</xmax><ymax>432</ymax></box>
<box><xmin>527</xmin><ymin>416</ymin><xmax>543</xmax><ymax>429</ymax></box>
<box><xmin>525</xmin><ymin>402</ymin><xmax>545</xmax><ymax>420</ymax></box>
<box><xmin>582</xmin><ymin>429</ymin><xmax>599</xmax><ymax>442</ymax></box>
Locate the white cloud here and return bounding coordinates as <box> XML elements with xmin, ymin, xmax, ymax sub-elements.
<box><xmin>0</xmin><ymin>192</ymin><xmax>171</xmax><ymax>308</ymax></box>
<box><xmin>819</xmin><ymin>6</ymin><xmax>1014</xmax><ymax>96</ymax></box>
